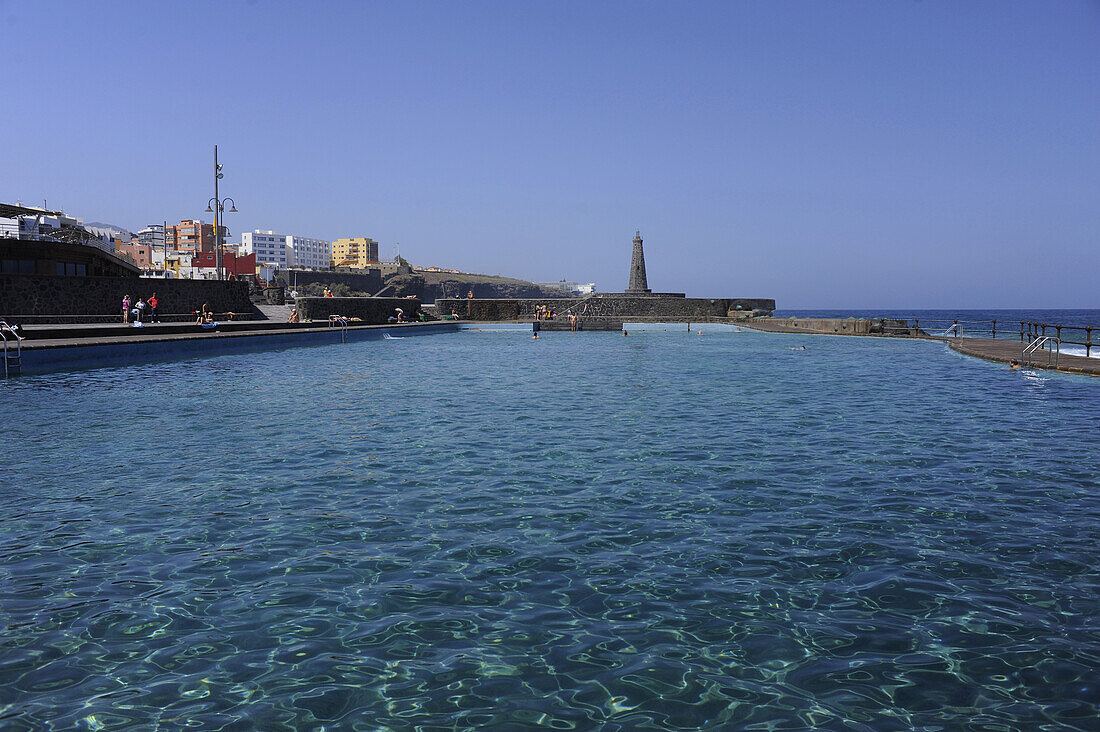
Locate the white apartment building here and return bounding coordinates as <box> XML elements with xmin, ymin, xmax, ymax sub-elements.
<box><xmin>286</xmin><ymin>235</ymin><xmax>331</xmax><ymax>270</ymax></box>
<box><xmin>240</xmin><ymin>230</ymin><xmax>331</xmax><ymax>270</ymax></box>
<box><xmin>241</xmin><ymin>230</ymin><xmax>289</xmax><ymax>268</ymax></box>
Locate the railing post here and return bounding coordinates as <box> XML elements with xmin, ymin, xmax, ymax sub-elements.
<box><xmin>1041</xmin><ymin>323</ymin><xmax>1046</xmax><ymax>338</ymax></box>
<box><xmin>991</xmin><ymin>320</ymin><xmax>996</xmax><ymax>339</ymax></box>
<box><xmin>1056</xmin><ymin>325</ymin><xmax>1062</xmax><ymax>343</ymax></box>
<box><xmin>1020</xmin><ymin>321</ymin><xmax>1025</xmax><ymax>342</ymax></box>
<box><xmin>1087</xmin><ymin>327</ymin><xmax>1092</xmax><ymax>358</ymax></box>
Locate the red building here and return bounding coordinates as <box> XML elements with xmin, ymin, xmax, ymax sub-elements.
<box><xmin>190</xmin><ymin>250</ymin><xmax>256</xmax><ymax>278</ymax></box>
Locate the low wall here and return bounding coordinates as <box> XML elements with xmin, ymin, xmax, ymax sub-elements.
<box><xmin>775</xmin><ymin>317</ymin><xmax>916</xmax><ymax>335</ymax></box>
<box><xmin>0</xmin><ymin>274</ymin><xmax>254</xmax><ymax>320</ymax></box>
<box><xmin>296</xmin><ymin>296</ymin><xmax>422</xmax><ymax>324</ymax></box>
<box><xmin>435</xmin><ymin>295</ymin><xmax>775</xmax><ymax>321</ymax></box>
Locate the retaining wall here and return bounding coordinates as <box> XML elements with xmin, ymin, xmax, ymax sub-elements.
<box><xmin>296</xmin><ymin>296</ymin><xmax>422</xmax><ymax>323</ymax></box>
<box><xmin>0</xmin><ymin>274</ymin><xmax>254</xmax><ymax>320</ymax></box>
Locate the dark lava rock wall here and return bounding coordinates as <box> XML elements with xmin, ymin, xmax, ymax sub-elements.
<box><xmin>0</xmin><ymin>274</ymin><xmax>254</xmax><ymax>320</ymax></box>
<box><xmin>296</xmin><ymin>296</ymin><xmax>422</xmax><ymax>324</ymax></box>
<box><xmin>436</xmin><ymin>296</ymin><xmax>776</xmax><ymax>320</ymax></box>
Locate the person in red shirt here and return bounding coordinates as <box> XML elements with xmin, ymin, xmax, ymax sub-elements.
<box><xmin>148</xmin><ymin>293</ymin><xmax>160</xmax><ymax>323</ymax></box>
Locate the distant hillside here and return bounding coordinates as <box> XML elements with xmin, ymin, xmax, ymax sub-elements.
<box><xmin>85</xmin><ymin>221</ymin><xmax>135</xmax><ymax>238</ymax></box>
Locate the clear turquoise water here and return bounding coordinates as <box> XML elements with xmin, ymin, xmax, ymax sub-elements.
<box><xmin>2</xmin><ymin>329</ymin><xmax>1098</xmax><ymax>730</ymax></box>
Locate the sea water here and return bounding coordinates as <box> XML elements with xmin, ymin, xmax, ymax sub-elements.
<box><xmin>2</xmin><ymin>328</ymin><xmax>1098</xmax><ymax>730</ymax></box>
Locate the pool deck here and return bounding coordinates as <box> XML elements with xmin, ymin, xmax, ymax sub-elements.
<box><xmin>736</xmin><ymin>320</ymin><xmax>1100</xmax><ymax>376</ymax></box>
<box><xmin>945</xmin><ymin>336</ymin><xmax>1100</xmax><ymax>376</ymax></box>
<box><xmin>14</xmin><ymin>319</ymin><xmax>454</xmax><ymax>350</ymax></box>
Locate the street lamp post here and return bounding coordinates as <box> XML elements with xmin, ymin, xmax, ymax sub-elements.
<box><xmin>205</xmin><ymin>145</ymin><xmax>237</xmax><ymax>280</ymax></box>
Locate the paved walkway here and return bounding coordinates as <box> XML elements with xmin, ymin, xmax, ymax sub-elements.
<box><xmin>14</xmin><ymin>320</ymin><xmax>455</xmax><ymax>351</ymax></box>
<box><xmin>946</xmin><ymin>337</ymin><xmax>1100</xmax><ymax>376</ymax></box>
<box><xmin>737</xmin><ymin>320</ymin><xmax>1099</xmax><ymax>376</ymax></box>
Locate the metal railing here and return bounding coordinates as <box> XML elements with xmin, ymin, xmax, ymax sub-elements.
<box><xmin>893</xmin><ymin>319</ymin><xmax>1096</xmax><ymax>358</ymax></box>
<box><xmin>1021</xmin><ymin>321</ymin><xmax>1095</xmax><ymax>358</ymax></box>
<box><xmin>1023</xmin><ymin>336</ymin><xmax>1060</xmax><ymax>368</ymax></box>
<box><xmin>329</xmin><ymin>315</ymin><xmax>349</xmax><ymax>342</ymax></box>
<box><xmin>1</xmin><ymin>321</ymin><xmax>23</xmax><ymax>378</ymax></box>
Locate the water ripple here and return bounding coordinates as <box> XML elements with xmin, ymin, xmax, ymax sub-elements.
<box><xmin>1</xmin><ymin>330</ymin><xmax>1098</xmax><ymax>729</ymax></box>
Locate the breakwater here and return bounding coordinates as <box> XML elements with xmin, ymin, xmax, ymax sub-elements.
<box><xmin>435</xmin><ymin>296</ymin><xmax>775</xmax><ymax>321</ymax></box>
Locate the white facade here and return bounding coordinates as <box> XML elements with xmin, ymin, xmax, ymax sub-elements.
<box><xmin>241</xmin><ymin>230</ymin><xmax>289</xmax><ymax>268</ymax></box>
<box><xmin>286</xmin><ymin>235</ymin><xmax>331</xmax><ymax>270</ymax></box>
<box><xmin>240</xmin><ymin>230</ymin><xmax>331</xmax><ymax>270</ymax></box>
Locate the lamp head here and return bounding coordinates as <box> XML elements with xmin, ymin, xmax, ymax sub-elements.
<box><xmin>205</xmin><ymin>205</ymin><xmax>213</xmax><ymax>212</ymax></box>
<box><xmin>229</xmin><ymin>204</ymin><xmax>238</xmax><ymax>213</ymax></box>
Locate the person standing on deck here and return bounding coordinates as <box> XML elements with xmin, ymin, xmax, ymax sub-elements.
<box><xmin>147</xmin><ymin>292</ymin><xmax>160</xmax><ymax>323</ymax></box>
<box><xmin>121</xmin><ymin>294</ymin><xmax>131</xmax><ymax>324</ymax></box>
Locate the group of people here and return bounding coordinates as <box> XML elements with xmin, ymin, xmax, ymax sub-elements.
<box><xmin>534</xmin><ymin>305</ymin><xmax>556</xmax><ymax>321</ymax></box>
<box><xmin>121</xmin><ymin>293</ymin><xmax>160</xmax><ymax>325</ymax></box>
<box><xmin>195</xmin><ymin>303</ymin><xmax>216</xmax><ymax>325</ymax></box>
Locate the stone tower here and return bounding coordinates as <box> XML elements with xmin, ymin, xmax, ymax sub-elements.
<box><xmin>626</xmin><ymin>230</ymin><xmax>651</xmax><ymax>294</ymax></box>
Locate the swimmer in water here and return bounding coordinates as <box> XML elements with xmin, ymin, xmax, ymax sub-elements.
<box><xmin>532</xmin><ymin>333</ymin><xmax>540</xmax><ymax>339</ymax></box>
<box><xmin>1009</xmin><ymin>359</ymin><xmax>1021</xmax><ymax>369</ymax></box>
<box><xmin>623</xmin><ymin>331</ymin><xmax>629</xmax><ymax>337</ymax></box>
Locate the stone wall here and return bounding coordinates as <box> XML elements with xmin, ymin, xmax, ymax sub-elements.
<box><xmin>0</xmin><ymin>274</ymin><xmax>254</xmax><ymax>320</ymax></box>
<box><xmin>295</xmin><ymin>296</ymin><xmax>422</xmax><ymax>324</ymax></box>
<box><xmin>435</xmin><ymin>295</ymin><xmax>776</xmax><ymax>320</ymax></box>
<box><xmin>278</xmin><ymin>269</ymin><xmax>383</xmax><ymax>295</ymax></box>
<box><xmin>775</xmin><ymin>317</ymin><xmax>916</xmax><ymax>335</ymax></box>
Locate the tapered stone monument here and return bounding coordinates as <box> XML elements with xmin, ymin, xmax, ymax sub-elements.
<box><xmin>626</xmin><ymin>230</ymin><xmax>651</xmax><ymax>294</ymax></box>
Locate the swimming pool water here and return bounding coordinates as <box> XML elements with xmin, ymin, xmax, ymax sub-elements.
<box><xmin>2</xmin><ymin>329</ymin><xmax>1098</xmax><ymax>729</ymax></box>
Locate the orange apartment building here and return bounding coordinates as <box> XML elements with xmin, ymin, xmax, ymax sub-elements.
<box><xmin>166</xmin><ymin>219</ymin><xmax>229</xmax><ymax>252</ymax></box>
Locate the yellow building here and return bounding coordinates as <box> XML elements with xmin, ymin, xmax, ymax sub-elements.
<box><xmin>331</xmin><ymin>237</ymin><xmax>380</xmax><ymax>268</ymax></box>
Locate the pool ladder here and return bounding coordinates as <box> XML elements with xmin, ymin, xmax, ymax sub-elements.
<box><xmin>329</xmin><ymin>315</ymin><xmax>348</xmax><ymax>343</ymax></box>
<box><xmin>1</xmin><ymin>321</ymin><xmax>23</xmax><ymax>377</ymax></box>
<box><xmin>1023</xmin><ymin>336</ymin><xmax>1060</xmax><ymax>368</ymax></box>
<box><xmin>937</xmin><ymin>323</ymin><xmax>962</xmax><ymax>338</ymax></box>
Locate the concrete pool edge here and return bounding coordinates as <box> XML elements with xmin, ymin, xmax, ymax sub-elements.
<box><xmin>12</xmin><ymin>321</ymin><xmax>461</xmax><ymax>375</ymax></box>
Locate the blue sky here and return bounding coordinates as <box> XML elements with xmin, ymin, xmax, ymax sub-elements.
<box><xmin>2</xmin><ymin>1</ymin><xmax>1098</xmax><ymax>307</ymax></box>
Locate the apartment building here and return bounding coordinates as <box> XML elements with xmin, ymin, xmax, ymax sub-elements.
<box><xmin>331</xmin><ymin>237</ymin><xmax>380</xmax><ymax>268</ymax></box>
<box><xmin>166</xmin><ymin>219</ymin><xmax>228</xmax><ymax>252</ymax></box>
<box><xmin>241</xmin><ymin>230</ymin><xmax>289</xmax><ymax>268</ymax></box>
<box><xmin>240</xmin><ymin>230</ymin><xmax>331</xmax><ymax>270</ymax></box>
<box><xmin>286</xmin><ymin>235</ymin><xmax>331</xmax><ymax>270</ymax></box>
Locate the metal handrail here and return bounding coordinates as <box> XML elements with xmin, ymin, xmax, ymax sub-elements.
<box><xmin>329</xmin><ymin>315</ymin><xmax>349</xmax><ymax>342</ymax></box>
<box><xmin>0</xmin><ymin>321</ymin><xmax>23</xmax><ymax>378</ymax></box>
<box><xmin>1023</xmin><ymin>336</ymin><xmax>1060</xmax><ymax>368</ymax></box>
<box><xmin>936</xmin><ymin>324</ymin><xmax>961</xmax><ymax>337</ymax></box>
